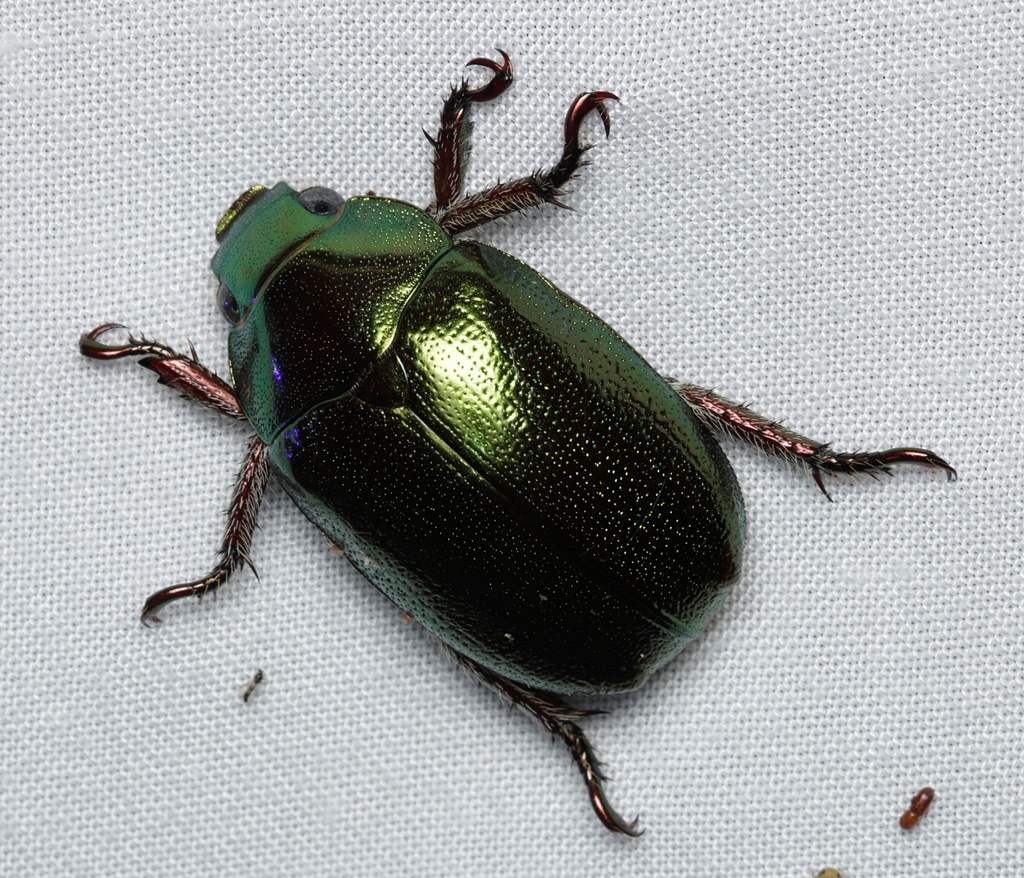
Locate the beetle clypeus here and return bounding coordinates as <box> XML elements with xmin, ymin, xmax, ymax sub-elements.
<box><xmin>81</xmin><ymin>52</ymin><xmax>954</xmax><ymax>834</ymax></box>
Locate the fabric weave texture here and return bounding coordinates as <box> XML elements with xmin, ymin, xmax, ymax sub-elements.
<box><xmin>2</xmin><ymin>2</ymin><xmax>1021</xmax><ymax>876</ymax></box>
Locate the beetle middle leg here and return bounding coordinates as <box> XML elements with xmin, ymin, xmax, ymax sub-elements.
<box><xmin>138</xmin><ymin>434</ymin><xmax>269</xmax><ymax>624</ymax></box>
<box><xmin>445</xmin><ymin>646</ymin><xmax>641</xmax><ymax>836</ymax></box>
<box><xmin>81</xmin><ymin>323</ymin><xmax>269</xmax><ymax>622</ymax></box>
<box><xmin>667</xmin><ymin>380</ymin><xmax>956</xmax><ymax>499</ymax></box>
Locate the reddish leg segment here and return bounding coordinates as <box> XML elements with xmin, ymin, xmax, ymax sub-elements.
<box><xmin>141</xmin><ymin>434</ymin><xmax>269</xmax><ymax>624</ymax></box>
<box><xmin>446</xmin><ymin>646</ymin><xmax>641</xmax><ymax>836</ymax></box>
<box><xmin>426</xmin><ymin>50</ymin><xmax>514</xmax><ymax>215</ymax></box>
<box><xmin>668</xmin><ymin>380</ymin><xmax>956</xmax><ymax>499</ymax></box>
<box><xmin>81</xmin><ymin>323</ymin><xmax>268</xmax><ymax>621</ymax></box>
<box><xmin>80</xmin><ymin>323</ymin><xmax>244</xmax><ymax>421</ymax></box>
<box><xmin>435</xmin><ymin>90</ymin><xmax>618</xmax><ymax>236</ymax></box>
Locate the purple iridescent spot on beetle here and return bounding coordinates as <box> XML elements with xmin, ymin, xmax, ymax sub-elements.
<box><xmin>284</xmin><ymin>426</ymin><xmax>301</xmax><ymax>459</ymax></box>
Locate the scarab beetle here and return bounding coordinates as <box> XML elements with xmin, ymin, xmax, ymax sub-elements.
<box><xmin>81</xmin><ymin>52</ymin><xmax>955</xmax><ymax>835</ymax></box>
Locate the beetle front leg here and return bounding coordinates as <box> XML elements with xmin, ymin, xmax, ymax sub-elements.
<box><xmin>445</xmin><ymin>646</ymin><xmax>641</xmax><ymax>836</ymax></box>
<box><xmin>80</xmin><ymin>323</ymin><xmax>244</xmax><ymax>421</ymax></box>
<box><xmin>81</xmin><ymin>324</ymin><xmax>268</xmax><ymax>622</ymax></box>
<box><xmin>667</xmin><ymin>380</ymin><xmax>957</xmax><ymax>499</ymax></box>
<box><xmin>426</xmin><ymin>50</ymin><xmax>514</xmax><ymax>215</ymax></box>
<box><xmin>435</xmin><ymin>91</ymin><xmax>618</xmax><ymax>236</ymax></box>
<box><xmin>141</xmin><ymin>434</ymin><xmax>269</xmax><ymax>624</ymax></box>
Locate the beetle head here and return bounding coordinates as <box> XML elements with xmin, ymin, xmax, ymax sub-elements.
<box><xmin>211</xmin><ymin>182</ymin><xmax>346</xmax><ymax>326</ymax></box>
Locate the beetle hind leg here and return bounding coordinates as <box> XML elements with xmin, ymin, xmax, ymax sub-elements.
<box><xmin>444</xmin><ymin>646</ymin><xmax>641</xmax><ymax>836</ymax></box>
<box><xmin>435</xmin><ymin>90</ymin><xmax>618</xmax><ymax>236</ymax></box>
<box><xmin>141</xmin><ymin>434</ymin><xmax>269</xmax><ymax>624</ymax></box>
<box><xmin>668</xmin><ymin>380</ymin><xmax>956</xmax><ymax>500</ymax></box>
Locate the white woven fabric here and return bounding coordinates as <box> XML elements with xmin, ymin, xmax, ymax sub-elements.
<box><xmin>2</xmin><ymin>2</ymin><xmax>1021</xmax><ymax>875</ymax></box>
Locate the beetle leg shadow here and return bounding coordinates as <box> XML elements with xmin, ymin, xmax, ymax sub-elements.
<box><xmin>666</xmin><ymin>379</ymin><xmax>956</xmax><ymax>500</ymax></box>
<box><xmin>443</xmin><ymin>644</ymin><xmax>642</xmax><ymax>836</ymax></box>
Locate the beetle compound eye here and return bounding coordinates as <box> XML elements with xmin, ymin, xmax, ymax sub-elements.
<box><xmin>298</xmin><ymin>186</ymin><xmax>344</xmax><ymax>216</ymax></box>
<box><xmin>219</xmin><ymin>282</ymin><xmax>242</xmax><ymax>326</ymax></box>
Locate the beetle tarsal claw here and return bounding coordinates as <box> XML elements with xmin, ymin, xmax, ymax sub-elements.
<box><xmin>587</xmin><ymin>775</ymin><xmax>643</xmax><ymax>837</ymax></box>
<box><xmin>559</xmin><ymin>719</ymin><xmax>643</xmax><ymax>837</ymax></box>
<box><xmin>80</xmin><ymin>323</ymin><xmax>131</xmax><ymax>358</ymax></box>
<box><xmin>564</xmin><ymin>92</ymin><xmax>619</xmax><ymax>150</ymax></box>
<box><xmin>464</xmin><ymin>49</ymin><xmax>513</xmax><ymax>102</ymax></box>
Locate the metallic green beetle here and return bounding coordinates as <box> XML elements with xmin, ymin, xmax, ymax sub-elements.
<box><xmin>81</xmin><ymin>52</ymin><xmax>955</xmax><ymax>835</ymax></box>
